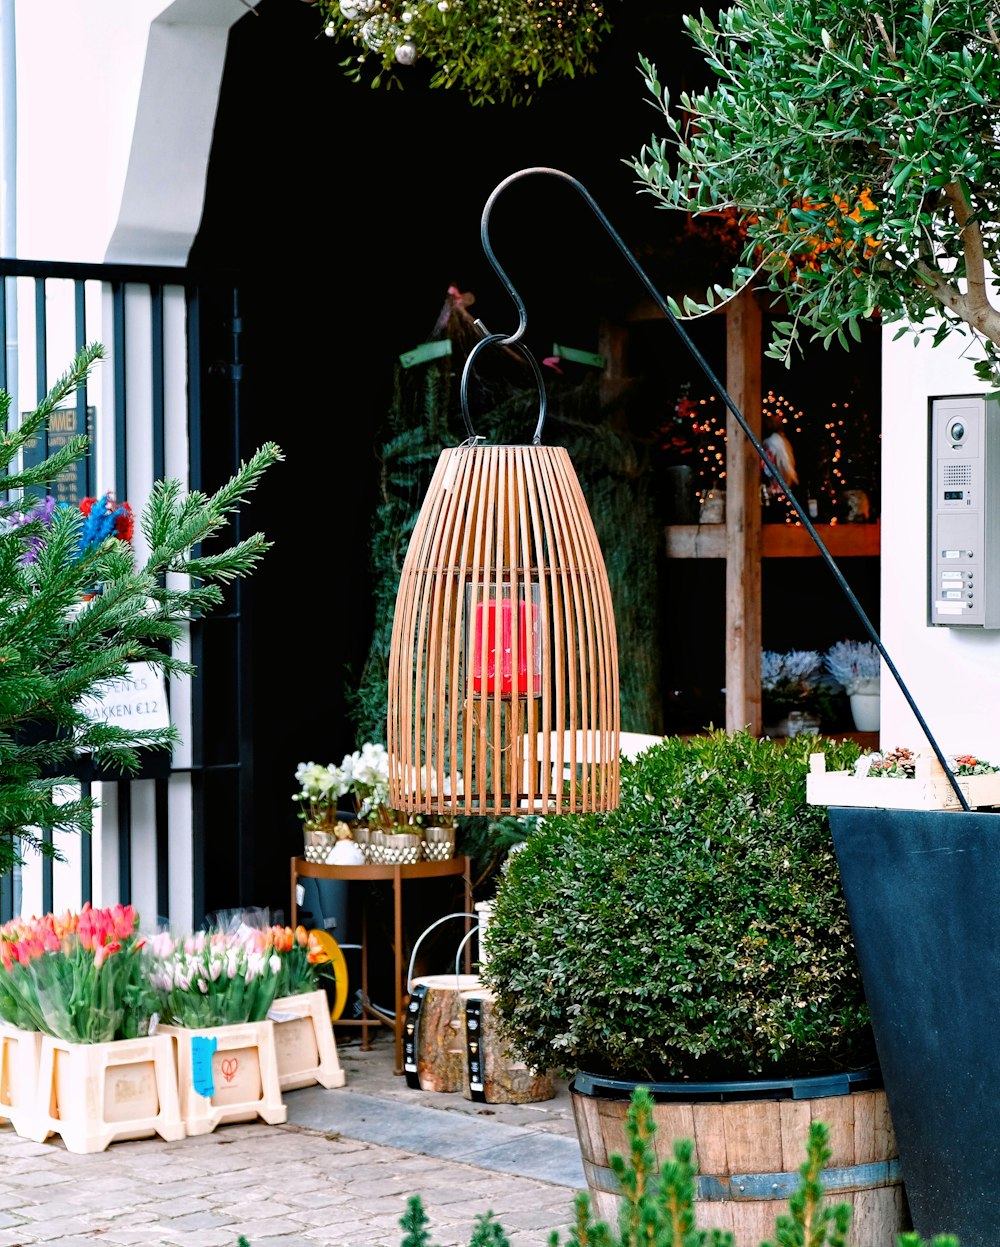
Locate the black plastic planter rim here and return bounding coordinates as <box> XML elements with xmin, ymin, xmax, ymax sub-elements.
<box><xmin>570</xmin><ymin>1066</ymin><xmax>883</xmax><ymax>1104</ymax></box>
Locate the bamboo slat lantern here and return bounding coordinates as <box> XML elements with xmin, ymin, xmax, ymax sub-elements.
<box><xmin>386</xmin><ymin>343</ymin><xmax>620</xmax><ymax>816</ymax></box>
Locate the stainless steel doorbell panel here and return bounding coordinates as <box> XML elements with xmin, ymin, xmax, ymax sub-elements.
<box><xmin>928</xmin><ymin>395</ymin><xmax>1000</xmax><ymax>628</ymax></box>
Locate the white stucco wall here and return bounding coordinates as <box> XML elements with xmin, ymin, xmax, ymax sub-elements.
<box><xmin>13</xmin><ymin>0</ymin><xmax>246</xmax><ymax>265</ymax></box>
<box><xmin>880</xmin><ymin>324</ymin><xmax>1000</xmax><ymax>761</ymax></box>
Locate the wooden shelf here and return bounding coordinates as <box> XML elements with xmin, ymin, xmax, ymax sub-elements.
<box><xmin>289</xmin><ymin>855</ymin><xmax>472</xmax><ymax>1076</ymax></box>
<box><xmin>601</xmin><ymin>286</ymin><xmax>880</xmax><ymax>735</ymax></box>
<box><xmin>664</xmin><ymin>521</ymin><xmax>880</xmax><ymax>560</ymax></box>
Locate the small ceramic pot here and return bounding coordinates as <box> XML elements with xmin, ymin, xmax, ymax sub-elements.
<box><xmin>422</xmin><ymin>825</ymin><xmax>455</xmax><ymax>861</ymax></box>
<box><xmin>380</xmin><ymin>832</ymin><xmax>423</xmax><ymax>864</ymax></box>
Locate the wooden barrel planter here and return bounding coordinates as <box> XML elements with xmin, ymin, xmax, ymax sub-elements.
<box><xmin>570</xmin><ymin>1068</ymin><xmax>907</xmax><ymax>1247</ymax></box>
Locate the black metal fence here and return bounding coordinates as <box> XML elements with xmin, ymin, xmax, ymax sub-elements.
<box><xmin>0</xmin><ymin>258</ymin><xmax>253</xmax><ymax>927</ymax></box>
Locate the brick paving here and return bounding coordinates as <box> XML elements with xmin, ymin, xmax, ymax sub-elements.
<box><xmin>0</xmin><ymin>1029</ymin><xmax>583</xmax><ymax>1247</ymax></box>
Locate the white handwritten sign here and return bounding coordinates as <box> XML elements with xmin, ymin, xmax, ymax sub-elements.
<box><xmin>78</xmin><ymin>662</ymin><xmax>171</xmax><ymax>732</ymax></box>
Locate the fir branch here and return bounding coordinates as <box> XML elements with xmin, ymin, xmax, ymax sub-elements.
<box><xmin>180</xmin><ymin>533</ymin><xmax>275</xmax><ymax>586</ymax></box>
<box><xmin>0</xmin><ymin>436</ymin><xmax>91</xmax><ymax>495</ymax></box>
<box><xmin>0</xmin><ymin>346</ymin><xmax>281</xmax><ymax>875</ymax></box>
<box><xmin>0</xmin><ymin>342</ymin><xmax>103</xmax><ymax>462</ymax></box>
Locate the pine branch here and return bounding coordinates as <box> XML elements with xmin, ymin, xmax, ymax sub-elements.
<box><xmin>0</xmin><ymin>436</ymin><xmax>91</xmax><ymax>495</ymax></box>
<box><xmin>0</xmin><ymin>343</ymin><xmax>103</xmax><ymax>460</ymax></box>
<box><xmin>0</xmin><ymin>345</ymin><xmax>282</xmax><ymax>877</ymax></box>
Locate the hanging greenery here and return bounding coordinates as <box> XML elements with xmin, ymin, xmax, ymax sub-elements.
<box><xmin>309</xmin><ymin>0</ymin><xmax>614</xmax><ymax>107</ymax></box>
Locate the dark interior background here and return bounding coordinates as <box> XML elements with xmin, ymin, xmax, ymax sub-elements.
<box><xmin>189</xmin><ymin>0</ymin><xmax>880</xmax><ymax>922</ymax></box>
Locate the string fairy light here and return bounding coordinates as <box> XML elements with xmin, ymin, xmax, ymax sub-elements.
<box><xmin>664</xmin><ymin>386</ymin><xmax>873</xmax><ymax>525</ymax></box>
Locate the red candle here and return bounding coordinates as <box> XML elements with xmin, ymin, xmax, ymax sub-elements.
<box><xmin>472</xmin><ymin>598</ymin><xmax>538</xmax><ymax>695</ymax></box>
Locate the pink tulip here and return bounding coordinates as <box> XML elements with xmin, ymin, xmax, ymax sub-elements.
<box><xmin>93</xmin><ymin>940</ymin><xmax>121</xmax><ymax>969</ymax></box>
<box><xmin>150</xmin><ymin>930</ymin><xmax>175</xmax><ymax>959</ymax></box>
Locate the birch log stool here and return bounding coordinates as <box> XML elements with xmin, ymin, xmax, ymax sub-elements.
<box><xmin>460</xmin><ymin>986</ymin><xmax>555</xmax><ymax>1104</ymax></box>
<box><xmin>404</xmin><ymin>974</ymin><xmax>482</xmax><ymax>1092</ymax></box>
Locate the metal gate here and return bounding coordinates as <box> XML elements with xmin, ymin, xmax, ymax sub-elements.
<box><xmin>0</xmin><ymin>258</ymin><xmax>254</xmax><ymax>930</ymax></box>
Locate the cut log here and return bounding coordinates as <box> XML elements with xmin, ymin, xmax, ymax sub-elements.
<box><xmin>460</xmin><ymin>987</ymin><xmax>555</xmax><ymax>1105</ymax></box>
<box><xmin>406</xmin><ymin>974</ymin><xmax>482</xmax><ymax>1093</ymax></box>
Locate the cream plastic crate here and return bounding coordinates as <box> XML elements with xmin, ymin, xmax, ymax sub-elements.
<box><xmin>269</xmin><ymin>990</ymin><xmax>346</xmax><ymax>1091</ymax></box>
<box><xmin>29</xmin><ymin>1032</ymin><xmax>185</xmax><ymax>1153</ymax></box>
<box><xmin>807</xmin><ymin>752</ymin><xmax>1000</xmax><ymax>811</ymax></box>
<box><xmin>0</xmin><ymin>1023</ymin><xmax>43</xmax><ymax>1138</ymax></box>
<box><xmin>158</xmin><ymin>1019</ymin><xmax>286</xmax><ymax>1135</ymax></box>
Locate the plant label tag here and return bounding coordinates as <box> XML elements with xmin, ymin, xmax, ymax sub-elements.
<box><xmin>191</xmin><ymin>1035</ymin><xmax>218</xmax><ymax>1098</ymax></box>
<box><xmin>399</xmin><ymin>340</ymin><xmax>452</xmax><ymax>368</ymax></box>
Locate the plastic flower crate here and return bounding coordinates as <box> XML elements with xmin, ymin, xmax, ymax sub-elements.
<box><xmin>807</xmin><ymin>752</ymin><xmax>1000</xmax><ymax>811</ymax></box>
<box><xmin>158</xmin><ymin>1019</ymin><xmax>286</xmax><ymax>1135</ymax></box>
<box><xmin>0</xmin><ymin>1022</ymin><xmax>43</xmax><ymax>1138</ymax></box>
<box><xmin>29</xmin><ymin>1032</ymin><xmax>185</xmax><ymax>1154</ymax></box>
<box><xmin>269</xmin><ymin>990</ymin><xmax>346</xmax><ymax>1091</ymax></box>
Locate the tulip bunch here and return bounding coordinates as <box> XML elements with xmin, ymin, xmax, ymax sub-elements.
<box><xmin>0</xmin><ymin>907</ymin><xmax>331</xmax><ymax>1041</ymax></box>
<box><xmin>269</xmin><ymin>924</ymin><xmax>324</xmax><ymax>999</ymax></box>
<box><xmin>145</xmin><ymin>926</ymin><xmax>283</xmax><ymax>1028</ymax></box>
<box><xmin>0</xmin><ymin>903</ymin><xmax>152</xmax><ymax>1042</ymax></box>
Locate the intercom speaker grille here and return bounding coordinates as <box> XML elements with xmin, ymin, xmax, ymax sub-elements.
<box><xmin>943</xmin><ymin>463</ymin><xmax>973</xmax><ymax>487</ymax></box>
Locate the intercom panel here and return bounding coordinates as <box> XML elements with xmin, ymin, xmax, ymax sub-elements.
<box><xmin>928</xmin><ymin>395</ymin><xmax>1000</xmax><ymax>628</ymax></box>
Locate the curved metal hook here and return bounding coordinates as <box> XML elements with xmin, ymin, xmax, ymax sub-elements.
<box><xmin>474</xmin><ymin>165</ymin><xmax>968</xmax><ymax>809</ymax></box>
<box><xmin>460</xmin><ymin>332</ymin><xmax>547</xmax><ymax>444</ymax></box>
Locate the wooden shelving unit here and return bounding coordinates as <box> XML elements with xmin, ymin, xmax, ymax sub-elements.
<box><xmin>602</xmin><ymin>288</ymin><xmax>881</xmax><ymax>735</ymax></box>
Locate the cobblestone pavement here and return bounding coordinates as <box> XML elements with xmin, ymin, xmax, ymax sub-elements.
<box><xmin>0</xmin><ymin>1029</ymin><xmax>584</xmax><ymax>1247</ymax></box>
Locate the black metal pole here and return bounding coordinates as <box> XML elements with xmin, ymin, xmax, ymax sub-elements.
<box><xmin>464</xmin><ymin>166</ymin><xmax>970</xmax><ymax>810</ymax></box>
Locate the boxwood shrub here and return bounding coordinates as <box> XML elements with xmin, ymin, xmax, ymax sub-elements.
<box><xmin>481</xmin><ymin>729</ymin><xmax>875</xmax><ymax>1082</ymax></box>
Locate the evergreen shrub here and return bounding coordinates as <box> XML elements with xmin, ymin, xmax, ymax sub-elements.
<box><xmin>481</xmin><ymin>729</ymin><xmax>874</xmax><ymax>1081</ymax></box>
<box><xmin>0</xmin><ymin>345</ymin><xmax>281</xmax><ymax>874</ymax></box>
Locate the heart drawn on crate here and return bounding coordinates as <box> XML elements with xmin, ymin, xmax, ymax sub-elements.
<box><xmin>220</xmin><ymin>1057</ymin><xmax>239</xmax><ymax>1084</ymax></box>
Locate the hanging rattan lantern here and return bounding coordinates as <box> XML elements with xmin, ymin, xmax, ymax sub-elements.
<box><xmin>386</xmin><ymin>402</ymin><xmax>620</xmax><ymax>816</ymax></box>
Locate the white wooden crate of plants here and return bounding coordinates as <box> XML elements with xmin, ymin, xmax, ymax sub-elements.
<box><xmin>158</xmin><ymin>1020</ymin><xmax>286</xmax><ymax>1136</ymax></box>
<box><xmin>807</xmin><ymin>753</ymin><xmax>1000</xmax><ymax>811</ymax></box>
<box><xmin>29</xmin><ymin>1032</ymin><xmax>186</xmax><ymax>1154</ymax></box>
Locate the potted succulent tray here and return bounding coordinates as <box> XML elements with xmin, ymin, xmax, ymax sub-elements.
<box><xmin>806</xmin><ymin>748</ymin><xmax>1000</xmax><ymax>811</ymax></box>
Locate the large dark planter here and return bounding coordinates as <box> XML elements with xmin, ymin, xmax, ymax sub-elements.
<box><xmin>829</xmin><ymin>806</ymin><xmax>1000</xmax><ymax>1247</ymax></box>
<box><xmin>570</xmin><ymin>1067</ymin><xmax>906</xmax><ymax>1247</ymax></box>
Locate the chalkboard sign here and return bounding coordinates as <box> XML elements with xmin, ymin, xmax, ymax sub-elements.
<box><xmin>21</xmin><ymin>404</ymin><xmax>96</xmax><ymax>505</ymax></box>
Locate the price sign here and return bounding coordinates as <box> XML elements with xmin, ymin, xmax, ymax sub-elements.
<box><xmin>77</xmin><ymin>662</ymin><xmax>171</xmax><ymax>732</ymax></box>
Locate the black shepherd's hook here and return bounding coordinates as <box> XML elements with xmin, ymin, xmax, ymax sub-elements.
<box><xmin>462</xmin><ymin>164</ymin><xmax>970</xmax><ymax>811</ymax></box>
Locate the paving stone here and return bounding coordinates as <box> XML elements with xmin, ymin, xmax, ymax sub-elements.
<box><xmin>0</xmin><ymin>1028</ymin><xmax>582</xmax><ymax>1245</ymax></box>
